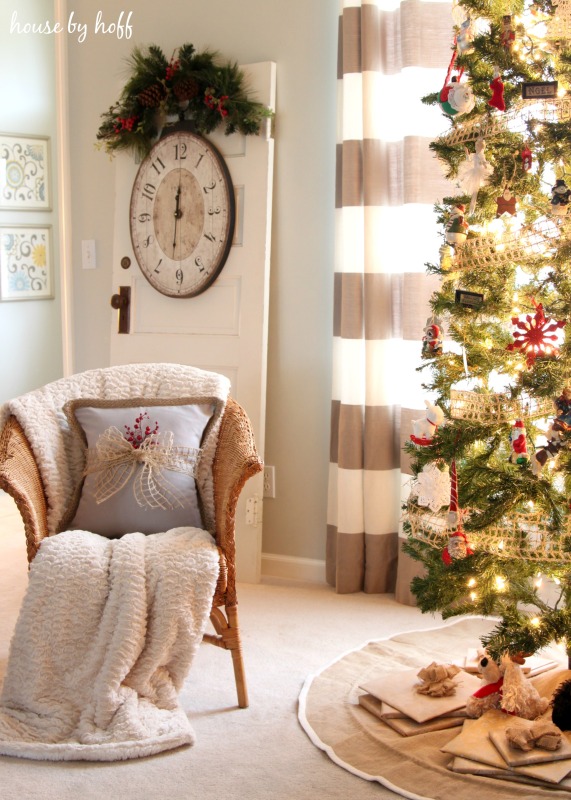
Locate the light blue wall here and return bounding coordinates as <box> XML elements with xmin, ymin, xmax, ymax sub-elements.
<box><xmin>0</xmin><ymin>0</ymin><xmax>63</xmax><ymax>404</ymax></box>
<box><xmin>66</xmin><ymin>0</ymin><xmax>337</xmax><ymax>562</ymax></box>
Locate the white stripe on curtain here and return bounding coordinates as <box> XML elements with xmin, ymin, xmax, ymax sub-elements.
<box><xmin>327</xmin><ymin>0</ymin><xmax>453</xmax><ymax>596</ymax></box>
<box><xmin>335</xmin><ymin>206</ymin><xmax>443</xmax><ymax>273</ymax></box>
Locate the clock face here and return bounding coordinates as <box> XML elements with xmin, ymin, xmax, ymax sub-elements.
<box><xmin>129</xmin><ymin>129</ymin><xmax>235</xmax><ymax>297</ymax></box>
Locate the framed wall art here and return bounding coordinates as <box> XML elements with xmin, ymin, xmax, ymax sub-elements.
<box><xmin>0</xmin><ymin>133</ymin><xmax>51</xmax><ymax>210</ymax></box>
<box><xmin>0</xmin><ymin>225</ymin><xmax>53</xmax><ymax>301</ymax></box>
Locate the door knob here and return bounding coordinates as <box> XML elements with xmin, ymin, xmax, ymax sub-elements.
<box><xmin>110</xmin><ymin>286</ymin><xmax>131</xmax><ymax>334</ymax></box>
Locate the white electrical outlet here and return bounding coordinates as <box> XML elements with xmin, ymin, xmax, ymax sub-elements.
<box><xmin>263</xmin><ymin>465</ymin><xmax>276</xmax><ymax>498</ymax></box>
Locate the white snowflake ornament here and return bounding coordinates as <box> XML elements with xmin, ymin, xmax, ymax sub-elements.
<box><xmin>412</xmin><ymin>463</ymin><xmax>451</xmax><ymax>512</ymax></box>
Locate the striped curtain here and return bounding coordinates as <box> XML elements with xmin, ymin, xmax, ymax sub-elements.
<box><xmin>327</xmin><ymin>0</ymin><xmax>453</xmax><ymax>598</ymax></box>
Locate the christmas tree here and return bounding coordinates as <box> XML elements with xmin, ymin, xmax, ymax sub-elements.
<box><xmin>403</xmin><ymin>0</ymin><xmax>571</xmax><ymax>665</ymax></box>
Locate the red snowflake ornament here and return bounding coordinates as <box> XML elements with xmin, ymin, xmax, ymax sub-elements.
<box><xmin>506</xmin><ymin>303</ymin><xmax>566</xmax><ymax>368</ymax></box>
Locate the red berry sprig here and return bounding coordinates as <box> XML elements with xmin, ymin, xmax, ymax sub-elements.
<box><xmin>124</xmin><ymin>411</ymin><xmax>159</xmax><ymax>448</ymax></box>
<box><xmin>204</xmin><ymin>89</ymin><xmax>229</xmax><ymax>118</ymax></box>
<box><xmin>166</xmin><ymin>59</ymin><xmax>180</xmax><ymax>82</ymax></box>
<box><xmin>114</xmin><ymin>115</ymin><xmax>138</xmax><ymax>133</ymax></box>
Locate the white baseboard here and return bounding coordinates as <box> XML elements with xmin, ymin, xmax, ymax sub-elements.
<box><xmin>261</xmin><ymin>552</ymin><xmax>326</xmax><ymax>584</ymax></box>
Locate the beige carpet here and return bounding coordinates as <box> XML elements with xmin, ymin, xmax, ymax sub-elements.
<box><xmin>0</xmin><ymin>491</ymin><xmax>440</xmax><ymax>800</ymax></box>
<box><xmin>299</xmin><ymin>617</ymin><xmax>570</xmax><ymax>800</ymax></box>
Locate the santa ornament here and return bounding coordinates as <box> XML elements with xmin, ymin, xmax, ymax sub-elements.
<box><xmin>509</xmin><ymin>420</ymin><xmax>529</xmax><ymax>465</ymax></box>
<box><xmin>442</xmin><ymin>460</ymin><xmax>474</xmax><ymax>565</ymax></box>
<box><xmin>501</xmin><ymin>15</ymin><xmax>516</xmax><ymax>49</ymax></box>
<box><xmin>438</xmin><ymin>51</ymin><xmax>475</xmax><ymax>117</ymax></box>
<box><xmin>496</xmin><ymin>187</ymin><xmax>517</xmax><ymax>217</ymax></box>
<box><xmin>439</xmin><ymin>77</ymin><xmax>476</xmax><ymax>117</ymax></box>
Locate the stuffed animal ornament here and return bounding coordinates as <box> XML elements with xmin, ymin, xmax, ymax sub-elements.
<box><xmin>466</xmin><ymin>654</ymin><xmax>504</xmax><ymax>718</ymax></box>
<box><xmin>410</xmin><ymin>400</ymin><xmax>445</xmax><ymax>446</ymax></box>
<box><xmin>466</xmin><ymin>652</ymin><xmax>550</xmax><ymax>720</ymax></box>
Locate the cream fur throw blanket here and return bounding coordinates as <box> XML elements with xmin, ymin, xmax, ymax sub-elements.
<box><xmin>0</xmin><ymin>363</ymin><xmax>229</xmax><ymax>760</ymax></box>
<box><xmin>0</xmin><ymin>527</ymin><xmax>219</xmax><ymax>761</ymax></box>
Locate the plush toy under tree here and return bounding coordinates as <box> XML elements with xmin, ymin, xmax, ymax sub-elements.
<box><xmin>402</xmin><ymin>0</ymin><xmax>571</xmax><ymax>666</ymax></box>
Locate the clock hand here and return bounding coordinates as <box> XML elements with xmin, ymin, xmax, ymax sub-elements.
<box><xmin>172</xmin><ymin>185</ymin><xmax>182</xmax><ymax>255</ymax></box>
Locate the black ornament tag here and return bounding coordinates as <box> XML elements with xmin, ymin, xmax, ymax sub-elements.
<box><xmin>522</xmin><ymin>81</ymin><xmax>558</xmax><ymax>99</ymax></box>
<box><xmin>455</xmin><ymin>289</ymin><xmax>484</xmax><ymax>308</ymax></box>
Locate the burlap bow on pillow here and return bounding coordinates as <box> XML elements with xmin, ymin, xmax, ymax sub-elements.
<box><xmin>85</xmin><ymin>426</ymin><xmax>200</xmax><ymax>511</ymax></box>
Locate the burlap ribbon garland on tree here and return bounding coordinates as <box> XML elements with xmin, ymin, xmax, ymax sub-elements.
<box><xmin>84</xmin><ymin>426</ymin><xmax>201</xmax><ymax>510</ymax></box>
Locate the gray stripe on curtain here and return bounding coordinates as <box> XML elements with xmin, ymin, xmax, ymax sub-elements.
<box><xmin>339</xmin><ymin>0</ymin><xmax>453</xmax><ymax>76</ymax></box>
<box><xmin>327</xmin><ymin>525</ymin><xmax>398</xmax><ymax>594</ymax></box>
<box><xmin>333</xmin><ymin>273</ymin><xmax>397</xmax><ymax>339</ymax></box>
<box><xmin>330</xmin><ymin>401</ymin><xmax>398</xmax><ymax>471</ymax></box>
<box><xmin>336</xmin><ymin>139</ymin><xmax>449</xmax><ymax>207</ymax></box>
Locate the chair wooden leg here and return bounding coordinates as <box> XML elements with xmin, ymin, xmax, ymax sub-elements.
<box><xmin>226</xmin><ymin>605</ymin><xmax>248</xmax><ymax>709</ymax></box>
<box><xmin>204</xmin><ymin>604</ymin><xmax>249</xmax><ymax>708</ymax></box>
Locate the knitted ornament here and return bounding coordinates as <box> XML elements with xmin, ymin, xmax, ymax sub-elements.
<box><xmin>442</xmin><ymin>460</ymin><xmax>474</xmax><ymax>565</ymax></box>
<box><xmin>521</xmin><ymin>145</ymin><xmax>532</xmax><ymax>172</ymax></box>
<box><xmin>489</xmin><ymin>68</ymin><xmax>506</xmax><ymax>112</ymax></box>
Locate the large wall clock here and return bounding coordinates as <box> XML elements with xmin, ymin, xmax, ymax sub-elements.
<box><xmin>129</xmin><ymin>125</ymin><xmax>236</xmax><ymax>298</ymax></box>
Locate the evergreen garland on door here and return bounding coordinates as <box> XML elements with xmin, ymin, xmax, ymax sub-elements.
<box><xmin>402</xmin><ymin>0</ymin><xmax>571</xmax><ymax>664</ymax></box>
<box><xmin>96</xmin><ymin>43</ymin><xmax>273</xmax><ymax>159</ymax></box>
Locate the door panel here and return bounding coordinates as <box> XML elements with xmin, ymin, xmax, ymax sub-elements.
<box><xmin>110</xmin><ymin>62</ymin><xmax>276</xmax><ymax>582</ymax></box>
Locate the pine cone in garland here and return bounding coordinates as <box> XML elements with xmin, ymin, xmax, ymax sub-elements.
<box><xmin>137</xmin><ymin>83</ymin><xmax>167</xmax><ymax>108</ymax></box>
<box><xmin>173</xmin><ymin>77</ymin><xmax>200</xmax><ymax>102</ymax></box>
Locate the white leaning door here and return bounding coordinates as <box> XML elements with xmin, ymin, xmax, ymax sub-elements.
<box><xmin>109</xmin><ymin>62</ymin><xmax>276</xmax><ymax>583</ymax></box>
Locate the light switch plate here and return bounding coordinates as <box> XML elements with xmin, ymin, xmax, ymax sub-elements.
<box><xmin>82</xmin><ymin>239</ymin><xmax>97</xmax><ymax>269</ymax></box>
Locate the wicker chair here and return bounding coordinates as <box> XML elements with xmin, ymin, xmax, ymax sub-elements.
<box><xmin>0</xmin><ymin>385</ymin><xmax>262</xmax><ymax>710</ymax></box>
